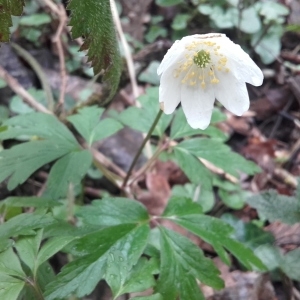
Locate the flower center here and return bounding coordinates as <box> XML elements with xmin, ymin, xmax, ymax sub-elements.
<box><xmin>174</xmin><ymin>39</ymin><xmax>230</xmax><ymax>89</ymax></box>
<box><xmin>193</xmin><ymin>50</ymin><xmax>211</xmax><ymax>68</ymax></box>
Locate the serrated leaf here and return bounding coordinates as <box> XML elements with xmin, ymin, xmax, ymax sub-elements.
<box><xmin>172</xmin><ymin>183</ymin><xmax>215</xmax><ymax>213</ymax></box>
<box><xmin>115</xmin><ymin>257</ymin><xmax>158</xmax><ymax>297</ymax></box>
<box><xmin>15</xmin><ymin>229</ymin><xmax>43</xmax><ymax>272</ymax></box>
<box><xmin>67</xmin><ymin>106</ymin><xmax>123</xmax><ymax>145</ymax></box>
<box><xmin>4</xmin><ymin>197</ymin><xmax>62</xmax><ymax>208</ymax></box>
<box><xmin>44</xmin><ymin>150</ymin><xmax>92</xmax><ymax>200</ymax></box>
<box><xmin>247</xmin><ymin>189</ymin><xmax>300</xmax><ymax>225</ymax></box>
<box><xmin>162</xmin><ymin>198</ymin><xmax>266</xmax><ymax>270</ymax></box>
<box><xmin>162</xmin><ymin>196</ymin><xmax>203</xmax><ymax>217</ymax></box>
<box><xmin>44</xmin><ymin>223</ymin><xmax>150</xmax><ymax>300</ymax></box>
<box><xmin>118</xmin><ymin>87</ymin><xmax>172</xmax><ymax>137</ymax></box>
<box><xmin>0</xmin><ymin>0</ymin><xmax>25</xmax><ymax>42</ymax></box>
<box><xmin>0</xmin><ymin>247</ymin><xmax>26</xmax><ymax>277</ymax></box>
<box><xmin>67</xmin><ymin>0</ymin><xmax>122</xmax><ymax>101</ymax></box>
<box><xmin>221</xmin><ymin>214</ymin><xmax>274</xmax><ymax>249</ymax></box>
<box><xmin>280</xmin><ymin>249</ymin><xmax>300</xmax><ymax>281</ymax></box>
<box><xmin>36</xmin><ymin>236</ymin><xmax>75</xmax><ymax>268</ymax></box>
<box><xmin>0</xmin><ymin>113</ymin><xmax>78</xmax><ymax>143</ymax></box>
<box><xmin>0</xmin><ymin>113</ymin><xmax>80</xmax><ymax>190</ymax></box>
<box><xmin>0</xmin><ymin>212</ymin><xmax>55</xmax><ymax>240</ymax></box>
<box><xmin>131</xmin><ymin>294</ymin><xmax>163</xmax><ymax>300</ymax></box>
<box><xmin>155</xmin><ymin>0</ymin><xmax>183</xmax><ymax>6</ymax></box>
<box><xmin>156</xmin><ymin>227</ymin><xmax>223</xmax><ymax>300</ymax></box>
<box><xmin>0</xmin><ymin>274</ymin><xmax>25</xmax><ymax>300</ymax></box>
<box><xmin>174</xmin><ymin>147</ymin><xmax>212</xmax><ymax>189</ymax></box>
<box><xmin>254</xmin><ymin>244</ymin><xmax>282</xmax><ymax>271</ymax></box>
<box><xmin>77</xmin><ymin>197</ymin><xmax>150</xmax><ymax>227</ymax></box>
<box><xmin>177</xmin><ymin>138</ymin><xmax>260</xmax><ymax>177</ymax></box>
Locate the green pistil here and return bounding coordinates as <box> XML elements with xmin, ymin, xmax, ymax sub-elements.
<box><xmin>193</xmin><ymin>50</ymin><xmax>211</xmax><ymax>68</ymax></box>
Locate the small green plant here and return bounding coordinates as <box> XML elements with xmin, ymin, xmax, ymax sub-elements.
<box><xmin>0</xmin><ymin>0</ymin><xmax>291</xmax><ymax>299</ymax></box>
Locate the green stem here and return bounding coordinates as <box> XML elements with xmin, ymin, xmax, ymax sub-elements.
<box><xmin>11</xmin><ymin>42</ymin><xmax>55</xmax><ymax>111</ymax></box>
<box><xmin>122</xmin><ymin>109</ymin><xmax>163</xmax><ymax>188</ymax></box>
<box><xmin>26</xmin><ymin>278</ymin><xmax>44</xmax><ymax>300</ymax></box>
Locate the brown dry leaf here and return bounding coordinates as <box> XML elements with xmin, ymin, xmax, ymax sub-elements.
<box><xmin>266</xmin><ymin>222</ymin><xmax>300</xmax><ymax>251</ymax></box>
<box><xmin>250</xmin><ymin>86</ymin><xmax>292</xmax><ymax>120</ymax></box>
<box><xmin>154</xmin><ymin>160</ymin><xmax>189</xmax><ymax>186</ymax></box>
<box><xmin>226</xmin><ymin>115</ymin><xmax>252</xmax><ymax>136</ymax></box>
<box><xmin>205</xmin><ymin>268</ymin><xmax>276</xmax><ymax>300</ymax></box>
<box><xmin>137</xmin><ymin>172</ymin><xmax>171</xmax><ymax>216</ymax></box>
<box><xmin>242</xmin><ymin>138</ymin><xmax>278</xmax><ymax>172</ymax></box>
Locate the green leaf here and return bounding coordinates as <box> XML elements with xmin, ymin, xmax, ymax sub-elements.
<box><xmin>155</xmin><ymin>0</ymin><xmax>183</xmax><ymax>6</ymax></box>
<box><xmin>0</xmin><ymin>113</ymin><xmax>79</xmax><ymax>190</ymax></box>
<box><xmin>15</xmin><ymin>229</ymin><xmax>43</xmax><ymax>272</ymax></box>
<box><xmin>161</xmin><ymin>198</ymin><xmax>266</xmax><ymax>270</ymax></box>
<box><xmin>171</xmin><ymin>14</ymin><xmax>190</xmax><ymax>30</ymax></box>
<box><xmin>281</xmin><ymin>249</ymin><xmax>300</xmax><ymax>281</ymax></box>
<box><xmin>0</xmin><ymin>212</ymin><xmax>55</xmax><ymax>240</ymax></box>
<box><xmin>247</xmin><ymin>189</ymin><xmax>300</xmax><ymax>225</ymax></box>
<box><xmin>254</xmin><ymin>244</ymin><xmax>282</xmax><ymax>271</ymax></box>
<box><xmin>258</xmin><ymin>2</ymin><xmax>289</xmax><ymax>22</ymax></box>
<box><xmin>118</xmin><ymin>87</ymin><xmax>172</xmax><ymax>137</ymax></box>
<box><xmin>156</xmin><ymin>227</ymin><xmax>223</xmax><ymax>299</ymax></box>
<box><xmin>0</xmin><ymin>247</ymin><xmax>26</xmax><ymax>277</ymax></box>
<box><xmin>251</xmin><ymin>25</ymin><xmax>283</xmax><ymax>64</ymax></box>
<box><xmin>237</xmin><ymin>6</ymin><xmax>261</xmax><ymax>34</ymax></box>
<box><xmin>67</xmin><ymin>0</ymin><xmax>122</xmax><ymax>101</ymax></box>
<box><xmin>0</xmin><ymin>0</ymin><xmax>24</xmax><ymax>42</ymax></box>
<box><xmin>172</xmin><ymin>183</ymin><xmax>215</xmax><ymax>213</ymax></box>
<box><xmin>44</xmin><ymin>150</ymin><xmax>92</xmax><ymax>200</ymax></box>
<box><xmin>10</xmin><ymin>88</ymin><xmax>48</xmax><ymax>115</ymax></box>
<box><xmin>174</xmin><ymin>147</ymin><xmax>212</xmax><ymax>189</ymax></box>
<box><xmin>116</xmin><ymin>257</ymin><xmax>158</xmax><ymax>296</ymax></box>
<box><xmin>145</xmin><ymin>25</ymin><xmax>167</xmax><ymax>43</ymax></box>
<box><xmin>77</xmin><ymin>197</ymin><xmax>150</xmax><ymax>227</ymax></box>
<box><xmin>0</xmin><ymin>112</ymin><xmax>77</xmax><ymax>143</ymax></box>
<box><xmin>0</xmin><ymin>248</ymin><xmax>26</xmax><ymax>299</ymax></box>
<box><xmin>19</xmin><ymin>13</ymin><xmax>51</xmax><ymax>26</ymax></box>
<box><xmin>44</xmin><ymin>223</ymin><xmax>150</xmax><ymax>299</ymax></box>
<box><xmin>0</xmin><ymin>105</ymin><xmax>9</xmax><ymax>123</ymax></box>
<box><xmin>4</xmin><ymin>197</ymin><xmax>62</xmax><ymax>208</ymax></box>
<box><xmin>162</xmin><ymin>196</ymin><xmax>203</xmax><ymax>217</ymax></box>
<box><xmin>131</xmin><ymin>294</ymin><xmax>163</xmax><ymax>300</ymax></box>
<box><xmin>67</xmin><ymin>106</ymin><xmax>123</xmax><ymax>145</ymax></box>
<box><xmin>177</xmin><ymin>138</ymin><xmax>260</xmax><ymax>177</ymax></box>
<box><xmin>221</xmin><ymin>214</ymin><xmax>274</xmax><ymax>250</ymax></box>
<box><xmin>36</xmin><ymin>236</ymin><xmax>76</xmax><ymax>268</ymax></box>
<box><xmin>0</xmin><ymin>274</ymin><xmax>25</xmax><ymax>300</ymax></box>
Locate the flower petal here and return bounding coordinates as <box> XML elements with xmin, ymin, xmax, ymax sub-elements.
<box><xmin>157</xmin><ymin>35</ymin><xmax>196</xmax><ymax>76</ymax></box>
<box><xmin>181</xmin><ymin>84</ymin><xmax>215</xmax><ymax>129</ymax></box>
<box><xmin>157</xmin><ymin>40</ymin><xmax>184</xmax><ymax>76</ymax></box>
<box><xmin>219</xmin><ymin>36</ymin><xmax>263</xmax><ymax>86</ymax></box>
<box><xmin>159</xmin><ymin>67</ymin><xmax>181</xmax><ymax>114</ymax></box>
<box><xmin>215</xmin><ymin>72</ymin><xmax>249</xmax><ymax>116</ymax></box>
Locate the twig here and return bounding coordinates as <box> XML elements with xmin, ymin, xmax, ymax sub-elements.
<box><xmin>52</xmin><ymin>3</ymin><xmax>68</xmax><ymax>110</ymax></box>
<box><xmin>38</xmin><ymin>0</ymin><xmax>68</xmax><ymax>111</ymax></box>
<box><xmin>0</xmin><ymin>65</ymin><xmax>53</xmax><ymax>114</ymax></box>
<box><xmin>109</xmin><ymin>0</ymin><xmax>140</xmax><ymax>106</ymax></box>
<box><xmin>11</xmin><ymin>42</ymin><xmax>55</xmax><ymax>111</ymax></box>
<box><xmin>91</xmin><ymin>147</ymin><xmax>126</xmax><ymax>178</ymax></box>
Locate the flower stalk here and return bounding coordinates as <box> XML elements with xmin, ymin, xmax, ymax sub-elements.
<box><xmin>122</xmin><ymin>109</ymin><xmax>163</xmax><ymax>188</ymax></box>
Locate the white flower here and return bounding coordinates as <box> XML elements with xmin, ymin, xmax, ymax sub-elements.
<box><xmin>157</xmin><ymin>33</ymin><xmax>264</xmax><ymax>129</ymax></box>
